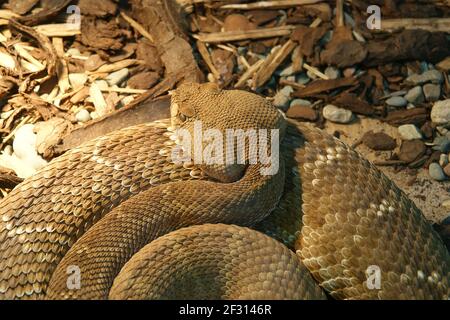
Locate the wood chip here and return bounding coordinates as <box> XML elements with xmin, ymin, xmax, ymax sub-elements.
<box><xmin>220</xmin><ymin>0</ymin><xmax>325</xmax><ymax>10</ymax></box>
<box><xmin>253</xmin><ymin>39</ymin><xmax>297</xmax><ymax>88</ymax></box>
<box><xmin>89</xmin><ymin>83</ymin><xmax>109</xmax><ymax>117</ymax></box>
<box><xmin>194</xmin><ymin>25</ymin><xmax>297</xmax><ymax>43</ymax></box>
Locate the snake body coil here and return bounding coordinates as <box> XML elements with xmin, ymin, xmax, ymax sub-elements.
<box><xmin>0</xmin><ymin>83</ymin><xmax>449</xmax><ymax>299</ymax></box>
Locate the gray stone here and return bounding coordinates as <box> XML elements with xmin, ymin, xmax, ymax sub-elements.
<box><xmin>323</xmin><ymin>105</ymin><xmax>353</xmax><ymax>124</ymax></box>
<box><xmin>440</xmin><ymin>140</ymin><xmax>450</xmax><ymax>153</ymax></box>
<box><xmin>398</xmin><ymin>124</ymin><xmax>422</xmax><ymax>140</ymax></box>
<box><xmin>386</xmin><ymin>96</ymin><xmax>408</xmax><ymax>107</ymax></box>
<box><xmin>296</xmin><ymin>73</ymin><xmax>310</xmax><ymax>85</ymax></box>
<box><xmin>106</xmin><ymin>68</ymin><xmax>129</xmax><ymax>86</ymax></box>
<box><xmin>439</xmin><ymin>154</ymin><xmax>449</xmax><ymax>167</ymax></box>
<box><xmin>290</xmin><ymin>99</ymin><xmax>311</xmax><ymax>107</ymax></box>
<box><xmin>404</xmin><ymin>86</ymin><xmax>424</xmax><ymax>104</ymax></box>
<box><xmin>406</xmin><ymin>70</ymin><xmax>443</xmax><ymax>85</ymax></box>
<box><xmin>429</xmin><ymin>163</ymin><xmax>447</xmax><ymax>181</ymax></box>
<box><xmin>423</xmin><ymin>83</ymin><xmax>441</xmax><ymax>102</ymax></box>
<box><xmin>431</xmin><ymin>99</ymin><xmax>450</xmax><ymax>124</ymax></box>
<box><xmin>75</xmin><ymin>109</ymin><xmax>91</xmax><ymax>123</ymax></box>
<box><xmin>387</xmin><ymin>90</ymin><xmax>408</xmax><ymax>98</ymax></box>
<box><xmin>324</xmin><ymin>66</ymin><xmax>340</xmax><ymax>80</ymax></box>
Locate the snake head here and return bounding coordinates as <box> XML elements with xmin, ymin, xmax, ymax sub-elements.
<box><xmin>169</xmin><ymin>82</ymin><xmax>286</xmax><ymax>182</ymax></box>
<box><xmin>169</xmin><ymin>82</ymin><xmax>220</xmax><ymax>129</ymax></box>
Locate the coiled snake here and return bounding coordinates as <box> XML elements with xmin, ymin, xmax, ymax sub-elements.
<box><xmin>0</xmin><ymin>83</ymin><xmax>449</xmax><ymax>299</ymax></box>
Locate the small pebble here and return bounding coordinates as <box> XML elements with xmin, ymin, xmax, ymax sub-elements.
<box><xmin>280</xmin><ymin>65</ymin><xmax>294</xmax><ymax>77</ymax></box>
<box><xmin>68</xmin><ymin>73</ymin><xmax>88</xmax><ymax>90</ymax></box>
<box><xmin>75</xmin><ymin>109</ymin><xmax>91</xmax><ymax>123</ymax></box>
<box><xmin>343</xmin><ymin>12</ymin><xmax>355</xmax><ymax>27</ymax></box>
<box><xmin>439</xmin><ymin>154</ymin><xmax>449</xmax><ymax>167</ymax></box>
<box><xmin>386</xmin><ymin>96</ymin><xmax>408</xmax><ymax>107</ymax></box>
<box><xmin>429</xmin><ymin>163</ymin><xmax>447</xmax><ymax>181</ymax></box>
<box><xmin>387</xmin><ymin>90</ymin><xmax>408</xmax><ymax>98</ymax></box>
<box><xmin>404</xmin><ymin>86</ymin><xmax>424</xmax><ymax>104</ymax></box>
<box><xmin>290</xmin><ymin>99</ymin><xmax>311</xmax><ymax>107</ymax></box>
<box><xmin>324</xmin><ymin>66</ymin><xmax>340</xmax><ymax>80</ymax></box>
<box><xmin>90</xmin><ymin>111</ymin><xmax>99</xmax><ymax>120</ymax></box>
<box><xmin>406</xmin><ymin>70</ymin><xmax>443</xmax><ymax>85</ymax></box>
<box><xmin>406</xmin><ymin>103</ymin><xmax>416</xmax><ymax>109</ymax></box>
<box><xmin>423</xmin><ymin>83</ymin><xmax>441</xmax><ymax>102</ymax></box>
<box><xmin>273</xmin><ymin>86</ymin><xmax>293</xmax><ymax>108</ymax></box>
<box><xmin>323</xmin><ymin>105</ymin><xmax>353</xmax><ymax>124</ymax></box>
<box><xmin>431</xmin><ymin>99</ymin><xmax>450</xmax><ymax>125</ymax></box>
<box><xmin>296</xmin><ymin>73</ymin><xmax>310</xmax><ymax>85</ymax></box>
<box><xmin>398</xmin><ymin>124</ymin><xmax>422</xmax><ymax>140</ymax></box>
<box><xmin>106</xmin><ymin>68</ymin><xmax>129</xmax><ymax>86</ymax></box>
<box><xmin>440</xmin><ymin>140</ymin><xmax>450</xmax><ymax>153</ymax></box>
<box><xmin>399</xmin><ymin>140</ymin><xmax>426</xmax><ymax>163</ymax></box>
<box><xmin>444</xmin><ymin>163</ymin><xmax>450</xmax><ymax>177</ymax></box>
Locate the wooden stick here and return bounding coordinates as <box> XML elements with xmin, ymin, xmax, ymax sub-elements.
<box><xmin>220</xmin><ymin>0</ymin><xmax>325</xmax><ymax>10</ymax></box>
<box><xmin>194</xmin><ymin>25</ymin><xmax>296</xmax><ymax>43</ymax></box>
<box><xmin>303</xmin><ymin>63</ymin><xmax>329</xmax><ymax>80</ymax></box>
<box><xmin>235</xmin><ymin>59</ymin><xmax>265</xmax><ymax>88</ymax></box>
<box><xmin>253</xmin><ymin>39</ymin><xmax>297</xmax><ymax>88</ymax></box>
<box><xmin>120</xmin><ymin>11</ymin><xmax>154</xmax><ymax>43</ymax></box>
<box><xmin>335</xmin><ymin>0</ymin><xmax>345</xmax><ymax>27</ymax></box>
<box><xmin>196</xmin><ymin>40</ymin><xmax>221</xmax><ymax>80</ymax></box>
<box><xmin>34</xmin><ymin>23</ymin><xmax>81</xmax><ymax>37</ymax></box>
<box><xmin>100</xmin><ymin>87</ymin><xmax>149</xmax><ymax>94</ymax></box>
<box><xmin>380</xmin><ymin>17</ymin><xmax>450</xmax><ymax>33</ymax></box>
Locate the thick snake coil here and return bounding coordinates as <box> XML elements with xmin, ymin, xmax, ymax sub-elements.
<box><xmin>0</xmin><ymin>83</ymin><xmax>449</xmax><ymax>300</ymax></box>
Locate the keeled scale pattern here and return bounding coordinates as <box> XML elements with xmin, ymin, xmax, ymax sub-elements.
<box><xmin>45</xmin><ymin>153</ymin><xmax>286</xmax><ymax>299</ymax></box>
<box><xmin>295</xmin><ymin>123</ymin><xmax>450</xmax><ymax>299</ymax></box>
<box><xmin>0</xmin><ymin>120</ymin><xmax>206</xmax><ymax>299</ymax></box>
<box><xmin>108</xmin><ymin>224</ymin><xmax>327</xmax><ymax>300</ymax></box>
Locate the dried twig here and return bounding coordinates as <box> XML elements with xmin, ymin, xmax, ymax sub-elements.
<box><xmin>303</xmin><ymin>63</ymin><xmax>329</xmax><ymax>80</ymax></box>
<box><xmin>34</xmin><ymin>23</ymin><xmax>81</xmax><ymax>37</ymax></box>
<box><xmin>9</xmin><ymin>19</ymin><xmax>58</xmax><ymax>76</ymax></box>
<box><xmin>380</xmin><ymin>18</ymin><xmax>450</xmax><ymax>33</ymax></box>
<box><xmin>120</xmin><ymin>11</ymin><xmax>154</xmax><ymax>43</ymax></box>
<box><xmin>196</xmin><ymin>41</ymin><xmax>221</xmax><ymax>80</ymax></box>
<box><xmin>220</xmin><ymin>0</ymin><xmax>325</xmax><ymax>10</ymax></box>
<box><xmin>194</xmin><ymin>25</ymin><xmax>296</xmax><ymax>43</ymax></box>
<box><xmin>253</xmin><ymin>40</ymin><xmax>297</xmax><ymax>88</ymax></box>
<box><xmin>235</xmin><ymin>59</ymin><xmax>265</xmax><ymax>88</ymax></box>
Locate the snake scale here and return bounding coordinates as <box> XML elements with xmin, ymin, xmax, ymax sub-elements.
<box><xmin>0</xmin><ymin>83</ymin><xmax>449</xmax><ymax>300</ymax></box>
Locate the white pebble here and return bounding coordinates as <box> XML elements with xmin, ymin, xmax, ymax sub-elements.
<box><xmin>398</xmin><ymin>124</ymin><xmax>422</xmax><ymax>140</ymax></box>
<box><xmin>431</xmin><ymin>99</ymin><xmax>450</xmax><ymax>125</ymax></box>
<box><xmin>323</xmin><ymin>105</ymin><xmax>353</xmax><ymax>124</ymax></box>
<box><xmin>75</xmin><ymin>109</ymin><xmax>91</xmax><ymax>123</ymax></box>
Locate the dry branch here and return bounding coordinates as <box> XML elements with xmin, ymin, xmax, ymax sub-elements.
<box><xmin>220</xmin><ymin>0</ymin><xmax>325</xmax><ymax>10</ymax></box>
<box><xmin>194</xmin><ymin>25</ymin><xmax>296</xmax><ymax>43</ymax></box>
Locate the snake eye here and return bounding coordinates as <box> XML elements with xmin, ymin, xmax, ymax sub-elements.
<box><xmin>178</xmin><ymin>113</ymin><xmax>187</xmax><ymax>122</ymax></box>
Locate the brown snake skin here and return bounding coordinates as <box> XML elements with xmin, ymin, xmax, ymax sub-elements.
<box><xmin>0</xmin><ymin>83</ymin><xmax>449</xmax><ymax>299</ymax></box>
